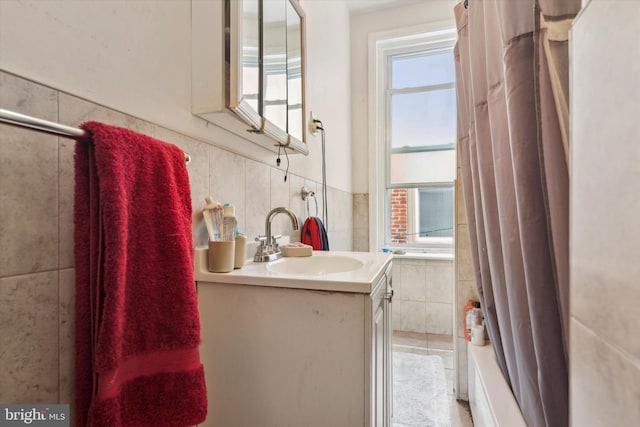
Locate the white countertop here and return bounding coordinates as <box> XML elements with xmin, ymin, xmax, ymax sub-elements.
<box><xmin>194</xmin><ymin>247</ymin><xmax>392</xmax><ymax>294</ymax></box>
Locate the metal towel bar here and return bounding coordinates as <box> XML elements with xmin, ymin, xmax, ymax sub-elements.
<box><xmin>0</xmin><ymin>108</ymin><xmax>191</xmax><ymax>164</ymax></box>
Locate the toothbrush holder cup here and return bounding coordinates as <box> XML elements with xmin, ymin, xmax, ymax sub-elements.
<box><xmin>208</xmin><ymin>240</ymin><xmax>236</xmax><ymax>273</ymax></box>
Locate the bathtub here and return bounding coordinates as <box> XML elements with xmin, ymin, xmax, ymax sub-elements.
<box><xmin>467</xmin><ymin>343</ymin><xmax>527</xmax><ymax>427</ymax></box>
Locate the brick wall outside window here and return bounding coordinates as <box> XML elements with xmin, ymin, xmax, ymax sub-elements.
<box><xmin>391</xmin><ymin>188</ymin><xmax>408</xmax><ymax>243</ymax></box>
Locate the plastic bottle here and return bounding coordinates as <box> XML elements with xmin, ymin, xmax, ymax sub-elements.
<box><xmin>471</xmin><ymin>323</ymin><xmax>486</xmax><ymax>346</ymax></box>
<box><xmin>234</xmin><ymin>232</ymin><xmax>247</xmax><ymax>269</ymax></box>
<box><xmin>202</xmin><ymin>197</ymin><xmax>222</xmax><ymax>241</ymax></box>
<box><xmin>222</xmin><ymin>204</ymin><xmax>237</xmax><ymax>241</ymax></box>
<box><xmin>463</xmin><ymin>300</ymin><xmax>474</xmax><ymax>341</ymax></box>
<box><xmin>470</xmin><ymin>301</ymin><xmax>485</xmax><ymax>345</ymax></box>
<box><xmin>473</xmin><ymin>301</ymin><xmax>482</xmax><ymax>324</ymax></box>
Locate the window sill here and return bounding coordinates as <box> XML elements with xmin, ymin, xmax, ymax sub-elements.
<box><xmin>391</xmin><ymin>252</ymin><xmax>453</xmax><ymax>261</ymax></box>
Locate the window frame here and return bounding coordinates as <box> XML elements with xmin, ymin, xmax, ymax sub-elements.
<box><xmin>369</xmin><ymin>25</ymin><xmax>457</xmax><ymax>252</ymax></box>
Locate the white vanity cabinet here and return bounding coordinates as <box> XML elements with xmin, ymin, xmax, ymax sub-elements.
<box><xmin>194</xmin><ymin>249</ymin><xmax>392</xmax><ymax>427</ymax></box>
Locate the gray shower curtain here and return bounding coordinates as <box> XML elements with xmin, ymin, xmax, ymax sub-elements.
<box><xmin>454</xmin><ymin>1</ymin><xmax>579</xmax><ymax>426</ymax></box>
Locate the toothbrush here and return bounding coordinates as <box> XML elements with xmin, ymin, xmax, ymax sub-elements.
<box><xmin>202</xmin><ymin>197</ymin><xmax>222</xmax><ymax>241</ymax></box>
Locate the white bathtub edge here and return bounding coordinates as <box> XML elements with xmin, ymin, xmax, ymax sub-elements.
<box><xmin>467</xmin><ymin>343</ymin><xmax>528</xmax><ymax>427</ymax></box>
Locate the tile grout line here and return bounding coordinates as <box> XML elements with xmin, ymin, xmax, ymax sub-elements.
<box><xmin>56</xmin><ymin>88</ymin><xmax>62</xmax><ymax>405</ymax></box>
<box><xmin>0</xmin><ymin>267</ymin><xmax>73</xmax><ymax>281</ymax></box>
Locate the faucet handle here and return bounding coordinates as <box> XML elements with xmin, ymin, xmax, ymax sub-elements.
<box><xmin>270</xmin><ymin>234</ymin><xmax>283</xmax><ymax>251</ymax></box>
<box><xmin>254</xmin><ymin>235</ymin><xmax>276</xmax><ymax>262</ymax></box>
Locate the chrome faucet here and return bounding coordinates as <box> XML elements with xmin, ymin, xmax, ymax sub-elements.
<box><xmin>254</xmin><ymin>207</ymin><xmax>300</xmax><ymax>262</ymax></box>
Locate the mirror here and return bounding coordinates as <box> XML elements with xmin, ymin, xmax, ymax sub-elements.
<box><xmin>193</xmin><ymin>0</ymin><xmax>306</xmax><ymax>154</ymax></box>
<box><xmin>261</xmin><ymin>0</ymin><xmax>305</xmax><ymax>146</ymax></box>
<box><xmin>262</xmin><ymin>0</ymin><xmax>288</xmax><ymax>132</ymax></box>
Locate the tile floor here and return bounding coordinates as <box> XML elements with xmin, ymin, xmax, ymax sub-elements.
<box><xmin>393</xmin><ymin>331</ymin><xmax>474</xmax><ymax>427</ymax></box>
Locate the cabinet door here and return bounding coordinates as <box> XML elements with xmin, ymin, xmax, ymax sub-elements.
<box><xmin>384</xmin><ymin>271</ymin><xmax>393</xmax><ymax>426</ymax></box>
<box><xmin>372</xmin><ymin>267</ymin><xmax>394</xmax><ymax>427</ymax></box>
<box><xmin>372</xmin><ymin>285</ymin><xmax>386</xmax><ymax>427</ymax></box>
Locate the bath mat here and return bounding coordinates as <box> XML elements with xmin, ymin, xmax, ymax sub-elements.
<box><xmin>393</xmin><ymin>351</ymin><xmax>450</xmax><ymax>427</ymax></box>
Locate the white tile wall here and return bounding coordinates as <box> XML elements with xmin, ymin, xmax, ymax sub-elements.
<box><xmin>210</xmin><ymin>147</ymin><xmax>247</xmax><ymax>231</ymax></box>
<box><xmin>400</xmin><ymin>262</ymin><xmax>427</xmax><ymax>302</ymax></box>
<box><xmin>426</xmin><ymin>302</ymin><xmax>454</xmax><ymax>335</ymax></box>
<box><xmin>244</xmin><ymin>159</ymin><xmax>271</xmax><ymax>240</ymax></box>
<box><xmin>352</xmin><ymin>193</ymin><xmax>369</xmax><ymax>252</ymax></box>
<box><xmin>392</xmin><ymin>258</ymin><xmax>454</xmax><ymax>336</ymax></box>
<box><xmin>393</xmin><ymin>300</ymin><xmax>427</xmax><ymax>333</ymax></box>
<box><xmin>58</xmin><ymin>268</ymin><xmax>75</xmax><ymax>425</ymax></box>
<box><xmin>0</xmin><ymin>73</ymin><xmax>59</xmax><ymax>277</ymax></box>
<box><xmin>427</xmin><ymin>261</ymin><xmax>454</xmax><ymax>303</ymax></box>
<box><xmin>571</xmin><ymin>319</ymin><xmax>640</xmax><ymax>426</ymax></box>
<box><xmin>570</xmin><ymin>1</ymin><xmax>640</xmax><ymax>424</ymax></box>
<box><xmin>0</xmin><ymin>272</ymin><xmax>60</xmax><ymax>403</ymax></box>
<box><xmin>455</xmin><ymin>224</ymin><xmax>474</xmax><ymax>282</ymax></box>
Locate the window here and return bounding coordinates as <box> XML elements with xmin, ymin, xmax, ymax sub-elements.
<box><xmin>379</xmin><ymin>30</ymin><xmax>457</xmax><ymax>251</ymax></box>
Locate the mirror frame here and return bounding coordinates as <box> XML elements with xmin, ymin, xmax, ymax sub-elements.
<box><xmin>285</xmin><ymin>0</ymin><xmax>305</xmax><ymax>144</ymax></box>
<box><xmin>227</xmin><ymin>0</ymin><xmax>263</xmax><ymax>132</ymax></box>
<box><xmin>288</xmin><ymin>0</ymin><xmax>307</xmax><ymax>152</ymax></box>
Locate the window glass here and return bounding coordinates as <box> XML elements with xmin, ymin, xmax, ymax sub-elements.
<box><xmin>418</xmin><ymin>187</ymin><xmax>453</xmax><ymax>238</ymax></box>
<box><xmin>387</xmin><ymin>186</ymin><xmax>453</xmax><ymax>244</ymax></box>
<box><xmin>390</xmin><ymin>150</ymin><xmax>456</xmax><ymax>185</ymax></box>
<box><xmin>390</xmin><ymin>88</ymin><xmax>456</xmax><ymax>149</ymax></box>
<box><xmin>392</xmin><ymin>51</ymin><xmax>455</xmax><ymax>89</ymax></box>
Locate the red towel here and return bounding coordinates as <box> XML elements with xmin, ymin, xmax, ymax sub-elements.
<box><xmin>301</xmin><ymin>217</ymin><xmax>323</xmax><ymax>250</ymax></box>
<box><xmin>74</xmin><ymin>122</ymin><xmax>207</xmax><ymax>427</ymax></box>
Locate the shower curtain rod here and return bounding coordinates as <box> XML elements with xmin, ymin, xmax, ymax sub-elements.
<box><xmin>0</xmin><ymin>108</ymin><xmax>191</xmax><ymax>164</ymax></box>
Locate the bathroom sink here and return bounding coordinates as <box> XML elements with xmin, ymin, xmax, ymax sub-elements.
<box><xmin>266</xmin><ymin>255</ymin><xmax>364</xmax><ymax>275</ymax></box>
<box><xmin>194</xmin><ymin>247</ymin><xmax>392</xmax><ymax>293</ymax></box>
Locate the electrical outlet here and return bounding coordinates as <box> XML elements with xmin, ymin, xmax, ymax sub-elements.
<box><xmin>309</xmin><ymin>111</ymin><xmax>319</xmax><ymax>134</ymax></box>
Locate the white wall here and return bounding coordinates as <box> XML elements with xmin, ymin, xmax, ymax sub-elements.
<box><xmin>570</xmin><ymin>1</ymin><xmax>640</xmax><ymax>425</ymax></box>
<box><xmin>0</xmin><ymin>0</ymin><xmax>353</xmax><ymax>192</ymax></box>
<box><xmin>349</xmin><ymin>0</ymin><xmax>457</xmax><ymax>193</ymax></box>
<box><xmin>301</xmin><ymin>0</ymin><xmax>353</xmax><ymax>193</ymax></box>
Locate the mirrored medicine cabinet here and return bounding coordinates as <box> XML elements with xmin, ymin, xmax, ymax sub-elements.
<box><xmin>192</xmin><ymin>0</ymin><xmax>308</xmax><ymax>155</ymax></box>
